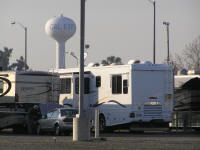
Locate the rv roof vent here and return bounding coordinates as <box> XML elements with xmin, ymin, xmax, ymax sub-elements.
<box><xmin>187</xmin><ymin>70</ymin><xmax>200</xmax><ymax>75</ymax></box>
<box><xmin>177</xmin><ymin>69</ymin><xmax>187</xmax><ymax>75</ymax></box>
<box><xmin>128</xmin><ymin>60</ymin><xmax>134</xmax><ymax>64</ymax></box>
<box><xmin>87</xmin><ymin>63</ymin><xmax>94</xmax><ymax>67</ymax></box>
<box><xmin>93</xmin><ymin>63</ymin><xmax>100</xmax><ymax>67</ymax></box>
<box><xmin>87</xmin><ymin>62</ymin><xmax>100</xmax><ymax>67</ymax></box>
<box><xmin>144</xmin><ymin>61</ymin><xmax>152</xmax><ymax>65</ymax></box>
<box><xmin>128</xmin><ymin>60</ymin><xmax>140</xmax><ymax>64</ymax></box>
<box><xmin>110</xmin><ymin>63</ymin><xmax>116</xmax><ymax>66</ymax></box>
<box><xmin>134</xmin><ymin>60</ymin><xmax>140</xmax><ymax>64</ymax></box>
<box><xmin>100</xmin><ymin>63</ymin><xmax>106</xmax><ymax>66</ymax></box>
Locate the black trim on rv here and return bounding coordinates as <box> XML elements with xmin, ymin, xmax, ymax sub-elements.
<box><xmin>91</xmin><ymin>100</ymin><xmax>126</xmax><ymax>108</ymax></box>
<box><xmin>0</xmin><ymin>77</ymin><xmax>11</xmax><ymax>97</ymax></box>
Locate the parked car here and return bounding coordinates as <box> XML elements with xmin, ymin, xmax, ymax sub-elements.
<box><xmin>36</xmin><ymin>108</ymin><xmax>78</xmax><ymax>135</ymax></box>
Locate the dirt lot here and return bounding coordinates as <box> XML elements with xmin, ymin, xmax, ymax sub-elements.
<box><xmin>0</xmin><ymin>131</ymin><xmax>200</xmax><ymax>150</ymax></box>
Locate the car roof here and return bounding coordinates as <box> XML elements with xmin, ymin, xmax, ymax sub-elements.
<box><xmin>48</xmin><ymin>107</ymin><xmax>78</xmax><ymax>113</ymax></box>
<box><xmin>60</xmin><ymin>108</ymin><xmax>78</xmax><ymax>111</ymax></box>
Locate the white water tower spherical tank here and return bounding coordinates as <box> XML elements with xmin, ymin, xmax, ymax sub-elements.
<box><xmin>45</xmin><ymin>14</ymin><xmax>76</xmax><ymax>69</ymax></box>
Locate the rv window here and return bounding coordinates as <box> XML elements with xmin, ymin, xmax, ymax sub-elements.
<box><xmin>47</xmin><ymin>111</ymin><xmax>54</xmax><ymax>119</ymax></box>
<box><xmin>60</xmin><ymin>78</ymin><xmax>65</xmax><ymax>93</ymax></box>
<box><xmin>0</xmin><ymin>80</ymin><xmax>3</xmax><ymax>93</ymax></box>
<box><xmin>51</xmin><ymin>110</ymin><xmax>59</xmax><ymax>118</ymax></box>
<box><xmin>75</xmin><ymin>77</ymin><xmax>90</xmax><ymax>94</ymax></box>
<box><xmin>60</xmin><ymin>78</ymin><xmax>71</xmax><ymax>94</ymax></box>
<box><xmin>123</xmin><ymin>79</ymin><xmax>128</xmax><ymax>94</ymax></box>
<box><xmin>75</xmin><ymin>78</ymin><xmax>79</xmax><ymax>94</ymax></box>
<box><xmin>112</xmin><ymin>75</ymin><xmax>122</xmax><ymax>94</ymax></box>
<box><xmin>84</xmin><ymin>78</ymin><xmax>90</xmax><ymax>94</ymax></box>
<box><xmin>65</xmin><ymin>78</ymin><xmax>71</xmax><ymax>93</ymax></box>
<box><xmin>96</xmin><ymin>76</ymin><xmax>101</xmax><ymax>87</ymax></box>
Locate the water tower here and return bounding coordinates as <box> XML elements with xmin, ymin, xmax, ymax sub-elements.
<box><xmin>45</xmin><ymin>15</ymin><xmax>76</xmax><ymax>69</ymax></box>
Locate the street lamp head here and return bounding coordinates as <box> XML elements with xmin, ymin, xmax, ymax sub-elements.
<box><xmin>66</xmin><ymin>51</ymin><xmax>78</xmax><ymax>59</ymax></box>
<box><xmin>10</xmin><ymin>20</ymin><xmax>26</xmax><ymax>29</ymax></box>
<box><xmin>70</xmin><ymin>52</ymin><xmax>76</xmax><ymax>58</ymax></box>
<box><xmin>148</xmin><ymin>0</ymin><xmax>155</xmax><ymax>4</ymax></box>
<box><xmin>85</xmin><ymin>44</ymin><xmax>90</xmax><ymax>49</ymax></box>
<box><xmin>10</xmin><ymin>20</ymin><xmax>16</xmax><ymax>25</ymax></box>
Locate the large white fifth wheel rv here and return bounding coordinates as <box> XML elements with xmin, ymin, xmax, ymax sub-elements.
<box><xmin>0</xmin><ymin>71</ymin><xmax>59</xmax><ymax>103</ymax></box>
<box><xmin>54</xmin><ymin>61</ymin><xmax>174</xmax><ymax>131</ymax></box>
<box><xmin>0</xmin><ymin>71</ymin><xmax>60</xmax><ymax>132</ymax></box>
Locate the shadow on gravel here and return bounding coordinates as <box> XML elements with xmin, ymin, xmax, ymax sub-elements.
<box><xmin>1</xmin><ymin>128</ymin><xmax>200</xmax><ymax>138</ymax></box>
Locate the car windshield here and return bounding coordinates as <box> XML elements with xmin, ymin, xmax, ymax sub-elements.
<box><xmin>60</xmin><ymin>109</ymin><xmax>78</xmax><ymax>117</ymax></box>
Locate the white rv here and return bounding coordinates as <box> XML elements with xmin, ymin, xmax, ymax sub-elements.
<box><xmin>0</xmin><ymin>71</ymin><xmax>60</xmax><ymax>132</ymax></box>
<box><xmin>54</xmin><ymin>62</ymin><xmax>174</xmax><ymax>131</ymax></box>
<box><xmin>0</xmin><ymin>71</ymin><xmax>59</xmax><ymax>103</ymax></box>
<box><xmin>172</xmin><ymin>71</ymin><xmax>200</xmax><ymax>130</ymax></box>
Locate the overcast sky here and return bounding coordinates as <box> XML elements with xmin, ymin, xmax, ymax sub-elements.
<box><xmin>0</xmin><ymin>0</ymin><xmax>200</xmax><ymax>70</ymax></box>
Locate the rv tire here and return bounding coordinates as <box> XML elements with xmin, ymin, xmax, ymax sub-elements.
<box><xmin>99</xmin><ymin>114</ymin><xmax>106</xmax><ymax>133</ymax></box>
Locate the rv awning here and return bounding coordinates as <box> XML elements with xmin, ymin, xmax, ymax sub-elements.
<box><xmin>181</xmin><ymin>77</ymin><xmax>200</xmax><ymax>90</ymax></box>
<box><xmin>175</xmin><ymin>75</ymin><xmax>200</xmax><ymax>89</ymax></box>
<box><xmin>175</xmin><ymin>75</ymin><xmax>200</xmax><ymax>90</ymax></box>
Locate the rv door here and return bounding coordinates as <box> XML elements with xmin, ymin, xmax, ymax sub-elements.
<box><xmin>73</xmin><ymin>73</ymin><xmax>91</xmax><ymax>110</ymax></box>
<box><xmin>59</xmin><ymin>74</ymin><xmax>74</xmax><ymax>106</ymax></box>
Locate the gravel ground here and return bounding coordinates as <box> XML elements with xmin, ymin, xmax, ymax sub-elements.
<box><xmin>0</xmin><ymin>131</ymin><xmax>200</xmax><ymax>150</ymax></box>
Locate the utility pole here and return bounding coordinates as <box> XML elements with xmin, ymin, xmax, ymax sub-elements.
<box><xmin>163</xmin><ymin>21</ymin><xmax>170</xmax><ymax>63</ymax></box>
<box><xmin>148</xmin><ymin>0</ymin><xmax>156</xmax><ymax>64</ymax></box>
<box><xmin>153</xmin><ymin>1</ymin><xmax>156</xmax><ymax>64</ymax></box>
<box><xmin>25</xmin><ymin>27</ymin><xmax>27</xmax><ymax>71</ymax></box>
<box><xmin>10</xmin><ymin>20</ymin><xmax>28</xmax><ymax>71</ymax></box>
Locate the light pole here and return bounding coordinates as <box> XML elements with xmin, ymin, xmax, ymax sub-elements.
<box><xmin>73</xmin><ymin>0</ymin><xmax>90</xmax><ymax>141</ymax></box>
<box><xmin>66</xmin><ymin>48</ymin><xmax>89</xmax><ymax>67</ymax></box>
<box><xmin>163</xmin><ymin>21</ymin><xmax>170</xmax><ymax>63</ymax></box>
<box><xmin>148</xmin><ymin>0</ymin><xmax>156</xmax><ymax>64</ymax></box>
<box><xmin>11</xmin><ymin>20</ymin><xmax>27</xmax><ymax>71</ymax></box>
<box><xmin>66</xmin><ymin>51</ymin><xmax>79</xmax><ymax>66</ymax></box>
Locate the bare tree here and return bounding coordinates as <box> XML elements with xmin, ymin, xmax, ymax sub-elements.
<box><xmin>101</xmin><ymin>56</ymin><xmax>123</xmax><ymax>66</ymax></box>
<box><xmin>173</xmin><ymin>36</ymin><xmax>200</xmax><ymax>71</ymax></box>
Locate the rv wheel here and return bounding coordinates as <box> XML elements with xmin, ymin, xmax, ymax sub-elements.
<box><xmin>99</xmin><ymin>114</ymin><xmax>106</xmax><ymax>133</ymax></box>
